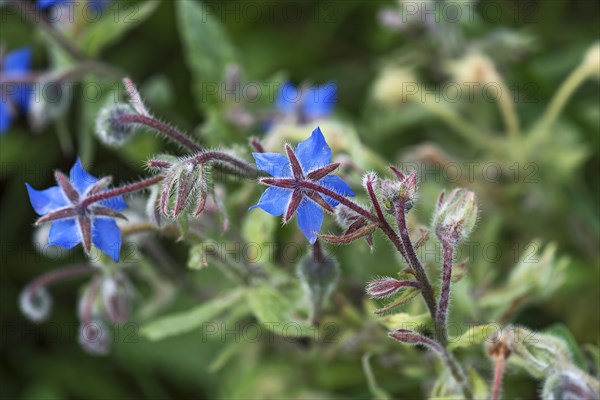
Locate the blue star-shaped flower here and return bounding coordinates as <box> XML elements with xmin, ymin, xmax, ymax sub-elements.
<box><xmin>276</xmin><ymin>81</ymin><xmax>337</xmax><ymax>123</ymax></box>
<box><xmin>0</xmin><ymin>47</ymin><xmax>33</xmax><ymax>134</ymax></box>
<box><xmin>37</xmin><ymin>0</ymin><xmax>112</xmax><ymax>10</ymax></box>
<box><xmin>26</xmin><ymin>158</ymin><xmax>128</xmax><ymax>262</ymax></box>
<box><xmin>250</xmin><ymin>127</ymin><xmax>354</xmax><ymax>243</ymax></box>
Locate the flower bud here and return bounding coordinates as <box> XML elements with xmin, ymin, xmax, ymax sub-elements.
<box><xmin>379</xmin><ymin>169</ymin><xmax>418</xmax><ymax>214</ymax></box>
<box><xmin>542</xmin><ymin>371</ymin><xmax>599</xmax><ymax>400</ymax></box>
<box><xmin>19</xmin><ymin>286</ymin><xmax>52</xmax><ymax>322</ymax></box>
<box><xmin>297</xmin><ymin>242</ymin><xmax>340</xmax><ymax>324</ymax></box>
<box><xmin>101</xmin><ymin>272</ymin><xmax>131</xmax><ymax>325</ymax></box>
<box><xmin>372</xmin><ymin>67</ymin><xmax>420</xmax><ymax>107</ymax></box>
<box><xmin>158</xmin><ymin>157</ymin><xmax>210</xmax><ymax>219</ymax></box>
<box><xmin>432</xmin><ymin>189</ymin><xmax>478</xmax><ymax>244</ymax></box>
<box><xmin>582</xmin><ymin>42</ymin><xmax>600</xmax><ymax>79</ymax></box>
<box><xmin>79</xmin><ymin>319</ymin><xmax>110</xmax><ymax>356</ymax></box>
<box><xmin>449</xmin><ymin>53</ymin><xmax>500</xmax><ymax>86</ymax></box>
<box><xmin>95</xmin><ymin>103</ymin><xmax>138</xmax><ymax>147</ymax></box>
<box><xmin>29</xmin><ymin>77</ymin><xmax>72</xmax><ymax>132</ymax></box>
<box><xmin>365</xmin><ymin>277</ymin><xmax>419</xmax><ymax>298</ymax></box>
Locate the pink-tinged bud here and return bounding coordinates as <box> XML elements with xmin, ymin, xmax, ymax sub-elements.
<box><xmin>432</xmin><ymin>188</ymin><xmax>478</xmax><ymax>244</ymax></box>
<box><xmin>95</xmin><ymin>103</ymin><xmax>139</xmax><ymax>147</ymax></box>
<box><xmin>365</xmin><ymin>277</ymin><xmax>419</xmax><ymax>298</ymax></box>
<box><xmin>388</xmin><ymin>329</ymin><xmax>443</xmax><ymax>355</ymax></box>
<box><xmin>101</xmin><ymin>273</ymin><xmax>131</xmax><ymax>325</ymax></box>
<box><xmin>79</xmin><ymin>320</ymin><xmax>110</xmax><ymax>356</ymax></box>
<box><xmin>543</xmin><ymin>371</ymin><xmax>599</xmax><ymax>400</ymax></box>
<box><xmin>19</xmin><ymin>286</ymin><xmax>52</xmax><ymax>323</ymax></box>
<box><xmin>159</xmin><ymin>157</ymin><xmax>210</xmax><ymax>219</ymax></box>
<box><xmin>380</xmin><ymin>169</ymin><xmax>418</xmax><ymax>214</ymax></box>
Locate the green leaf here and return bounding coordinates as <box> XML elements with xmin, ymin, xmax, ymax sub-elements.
<box><xmin>246</xmin><ymin>284</ymin><xmax>314</xmax><ymax>337</ymax></box>
<box><xmin>448</xmin><ymin>324</ymin><xmax>498</xmax><ymax>351</ymax></box>
<box><xmin>141</xmin><ymin>288</ymin><xmax>244</xmax><ymax>341</ymax></box>
<box><xmin>176</xmin><ymin>1</ymin><xmax>238</xmax><ymax>111</ymax></box>
<box><xmin>378</xmin><ymin>312</ymin><xmax>432</xmax><ymax>331</ymax></box>
<box><xmin>545</xmin><ymin>324</ymin><xmax>587</xmax><ymax>370</ymax></box>
<box><xmin>79</xmin><ymin>0</ymin><xmax>161</xmax><ymax>57</ymax></box>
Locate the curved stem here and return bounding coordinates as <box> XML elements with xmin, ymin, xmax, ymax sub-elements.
<box><xmin>189</xmin><ymin>150</ymin><xmax>257</xmax><ymax>177</ymax></box>
<box><xmin>26</xmin><ymin>264</ymin><xmax>95</xmax><ymax>295</ymax></box>
<box><xmin>81</xmin><ymin>175</ymin><xmax>163</xmax><ymax>208</ymax></box>
<box><xmin>393</xmin><ymin>199</ymin><xmax>437</xmax><ymax>319</ymax></box>
<box><xmin>442</xmin><ymin>348</ymin><xmax>474</xmax><ymax>400</ymax></box>
<box><xmin>116</xmin><ymin>114</ymin><xmax>203</xmax><ymax>152</ymax></box>
<box><xmin>530</xmin><ymin>63</ymin><xmax>591</xmax><ymax>144</ymax></box>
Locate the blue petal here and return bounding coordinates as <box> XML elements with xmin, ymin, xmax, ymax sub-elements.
<box><xmin>319</xmin><ymin>175</ymin><xmax>355</xmax><ymax>206</ymax></box>
<box><xmin>303</xmin><ymin>82</ymin><xmax>337</xmax><ymax>121</ymax></box>
<box><xmin>3</xmin><ymin>48</ymin><xmax>31</xmax><ymax>74</ymax></box>
<box><xmin>26</xmin><ymin>184</ymin><xmax>69</xmax><ymax>215</ymax></box>
<box><xmin>69</xmin><ymin>158</ymin><xmax>99</xmax><ymax>194</ymax></box>
<box><xmin>253</xmin><ymin>152</ymin><xmax>291</xmax><ymax>177</ymax></box>
<box><xmin>37</xmin><ymin>0</ymin><xmax>65</xmax><ymax>9</ymax></box>
<box><xmin>100</xmin><ymin>195</ymin><xmax>127</xmax><ymax>211</ymax></box>
<box><xmin>295</xmin><ymin>127</ymin><xmax>331</xmax><ymax>173</ymax></box>
<box><xmin>276</xmin><ymin>82</ymin><xmax>300</xmax><ymax>115</ymax></box>
<box><xmin>249</xmin><ymin>186</ymin><xmax>292</xmax><ymax>217</ymax></box>
<box><xmin>0</xmin><ymin>101</ymin><xmax>11</xmax><ymax>134</ymax></box>
<box><xmin>12</xmin><ymin>84</ymin><xmax>33</xmax><ymax>112</ymax></box>
<box><xmin>92</xmin><ymin>218</ymin><xmax>122</xmax><ymax>262</ymax></box>
<box><xmin>296</xmin><ymin>198</ymin><xmax>323</xmax><ymax>244</ymax></box>
<box><xmin>48</xmin><ymin>219</ymin><xmax>81</xmax><ymax>249</ymax></box>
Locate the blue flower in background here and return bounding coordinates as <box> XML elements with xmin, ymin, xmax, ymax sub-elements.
<box><xmin>38</xmin><ymin>0</ymin><xmax>112</xmax><ymax>10</ymax></box>
<box><xmin>251</xmin><ymin>127</ymin><xmax>354</xmax><ymax>243</ymax></box>
<box><xmin>0</xmin><ymin>47</ymin><xmax>33</xmax><ymax>134</ymax></box>
<box><xmin>275</xmin><ymin>81</ymin><xmax>337</xmax><ymax>124</ymax></box>
<box><xmin>26</xmin><ymin>158</ymin><xmax>128</xmax><ymax>262</ymax></box>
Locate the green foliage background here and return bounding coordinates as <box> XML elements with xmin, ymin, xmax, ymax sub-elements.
<box><xmin>1</xmin><ymin>0</ymin><xmax>598</xmax><ymax>398</ymax></box>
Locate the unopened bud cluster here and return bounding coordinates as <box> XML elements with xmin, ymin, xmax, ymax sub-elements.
<box><xmin>95</xmin><ymin>103</ymin><xmax>139</xmax><ymax>146</ymax></box>
<box><xmin>432</xmin><ymin>188</ymin><xmax>478</xmax><ymax>244</ymax></box>
<box><xmin>380</xmin><ymin>168</ymin><xmax>418</xmax><ymax>214</ymax></box>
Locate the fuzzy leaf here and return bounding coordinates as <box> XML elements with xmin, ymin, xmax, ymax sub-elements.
<box><xmin>246</xmin><ymin>284</ymin><xmax>314</xmax><ymax>337</ymax></box>
<box><xmin>79</xmin><ymin>1</ymin><xmax>161</xmax><ymax>57</ymax></box>
<box><xmin>176</xmin><ymin>1</ymin><xmax>238</xmax><ymax>111</ymax></box>
<box><xmin>141</xmin><ymin>289</ymin><xmax>244</xmax><ymax>341</ymax></box>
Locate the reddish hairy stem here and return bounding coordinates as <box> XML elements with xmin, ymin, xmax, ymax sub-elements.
<box><xmin>80</xmin><ymin>175</ymin><xmax>163</xmax><ymax>208</ymax></box>
<box><xmin>297</xmin><ymin>181</ymin><xmax>376</xmax><ymax>222</ymax></box>
<box><xmin>189</xmin><ymin>150</ymin><xmax>257</xmax><ymax>175</ymax></box>
<box><xmin>26</xmin><ymin>264</ymin><xmax>95</xmax><ymax>295</ymax></box>
<box><xmin>393</xmin><ymin>199</ymin><xmax>437</xmax><ymax>320</ymax></box>
<box><xmin>491</xmin><ymin>355</ymin><xmax>507</xmax><ymax>400</ymax></box>
<box><xmin>116</xmin><ymin>114</ymin><xmax>203</xmax><ymax>152</ymax></box>
<box><xmin>436</xmin><ymin>240</ymin><xmax>455</xmax><ymax>345</ymax></box>
<box><xmin>364</xmin><ymin>177</ymin><xmax>406</xmax><ymax>258</ymax></box>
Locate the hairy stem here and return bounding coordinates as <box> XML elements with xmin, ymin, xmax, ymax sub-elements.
<box><xmin>81</xmin><ymin>175</ymin><xmax>163</xmax><ymax>208</ymax></box>
<box><xmin>363</xmin><ymin>177</ymin><xmax>406</xmax><ymax>258</ymax></box>
<box><xmin>116</xmin><ymin>114</ymin><xmax>203</xmax><ymax>152</ymax></box>
<box><xmin>442</xmin><ymin>348</ymin><xmax>474</xmax><ymax>400</ymax></box>
<box><xmin>436</xmin><ymin>239</ymin><xmax>454</xmax><ymax>345</ymax></box>
<box><xmin>491</xmin><ymin>354</ymin><xmax>507</xmax><ymax>400</ymax></box>
<box><xmin>393</xmin><ymin>199</ymin><xmax>437</xmax><ymax>319</ymax></box>
<box><xmin>189</xmin><ymin>150</ymin><xmax>257</xmax><ymax>177</ymax></box>
<box><xmin>298</xmin><ymin>181</ymin><xmax>377</xmax><ymax>222</ymax></box>
<box><xmin>26</xmin><ymin>264</ymin><xmax>95</xmax><ymax>295</ymax></box>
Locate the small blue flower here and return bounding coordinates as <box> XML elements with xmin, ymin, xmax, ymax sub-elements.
<box><xmin>250</xmin><ymin>127</ymin><xmax>354</xmax><ymax>243</ymax></box>
<box><xmin>275</xmin><ymin>81</ymin><xmax>337</xmax><ymax>124</ymax></box>
<box><xmin>26</xmin><ymin>158</ymin><xmax>128</xmax><ymax>262</ymax></box>
<box><xmin>38</xmin><ymin>0</ymin><xmax>112</xmax><ymax>10</ymax></box>
<box><xmin>0</xmin><ymin>47</ymin><xmax>33</xmax><ymax>135</ymax></box>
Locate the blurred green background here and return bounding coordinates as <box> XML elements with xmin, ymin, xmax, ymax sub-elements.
<box><xmin>1</xmin><ymin>0</ymin><xmax>598</xmax><ymax>398</ymax></box>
